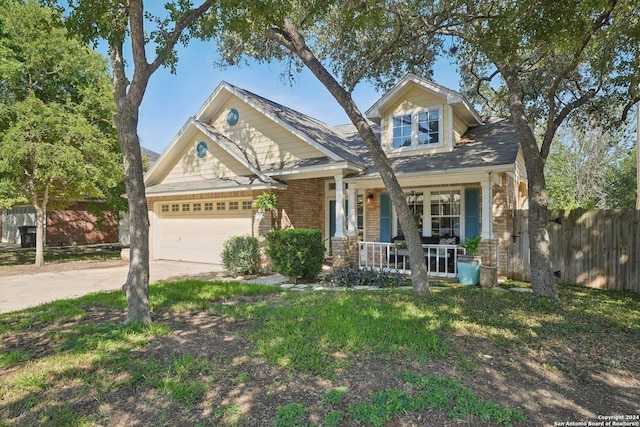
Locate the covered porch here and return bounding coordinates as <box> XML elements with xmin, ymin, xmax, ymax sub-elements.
<box><xmin>358</xmin><ymin>241</ymin><xmax>465</xmax><ymax>278</ymax></box>
<box><xmin>328</xmin><ymin>171</ymin><xmax>502</xmax><ymax>277</ymax></box>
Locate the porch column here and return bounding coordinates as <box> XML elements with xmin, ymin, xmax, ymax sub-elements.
<box><xmin>481</xmin><ymin>180</ymin><xmax>493</xmax><ymax>239</ymax></box>
<box><xmin>346</xmin><ymin>187</ymin><xmax>356</xmax><ymax>237</ymax></box>
<box><xmin>334</xmin><ymin>174</ymin><xmax>345</xmax><ymax>238</ymax></box>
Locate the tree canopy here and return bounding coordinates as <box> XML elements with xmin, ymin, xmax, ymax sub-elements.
<box><xmin>209</xmin><ymin>0</ymin><xmax>640</xmax><ymax>298</ymax></box>
<box><xmin>0</xmin><ymin>0</ymin><xmax>121</xmax><ymax>266</ymax></box>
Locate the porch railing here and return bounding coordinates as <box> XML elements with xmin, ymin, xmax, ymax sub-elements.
<box><xmin>358</xmin><ymin>241</ymin><xmax>463</xmax><ymax>278</ymax></box>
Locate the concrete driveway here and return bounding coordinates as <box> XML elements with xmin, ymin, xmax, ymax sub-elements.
<box><xmin>0</xmin><ymin>260</ymin><xmax>225</xmax><ymax>313</ymax></box>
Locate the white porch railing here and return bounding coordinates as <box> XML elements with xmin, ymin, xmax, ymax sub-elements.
<box><xmin>358</xmin><ymin>241</ymin><xmax>463</xmax><ymax>278</ymax></box>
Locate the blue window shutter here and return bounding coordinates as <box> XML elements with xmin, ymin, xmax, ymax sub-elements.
<box><xmin>464</xmin><ymin>188</ymin><xmax>479</xmax><ymax>239</ymax></box>
<box><xmin>380</xmin><ymin>193</ymin><xmax>392</xmax><ymax>242</ymax></box>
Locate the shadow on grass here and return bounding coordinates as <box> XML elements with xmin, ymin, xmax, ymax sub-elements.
<box><xmin>1</xmin><ymin>280</ymin><xmax>638</xmax><ymax>426</ymax></box>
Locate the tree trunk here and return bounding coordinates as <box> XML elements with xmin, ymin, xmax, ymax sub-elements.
<box><xmin>110</xmin><ymin>33</ymin><xmax>152</xmax><ymax>323</ymax></box>
<box><xmin>269</xmin><ymin>21</ymin><xmax>430</xmax><ymax>294</ymax></box>
<box><xmin>116</xmin><ymin>109</ymin><xmax>151</xmax><ymax>324</ymax></box>
<box><xmin>503</xmin><ymin>67</ymin><xmax>558</xmax><ymax>299</ymax></box>
<box><xmin>34</xmin><ymin>204</ymin><xmax>45</xmax><ymax>267</ymax></box>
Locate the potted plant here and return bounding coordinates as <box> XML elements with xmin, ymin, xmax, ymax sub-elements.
<box><xmin>457</xmin><ymin>235</ymin><xmax>482</xmax><ymax>285</ymax></box>
<box><xmin>254</xmin><ymin>192</ymin><xmax>278</xmax><ymax>228</ymax></box>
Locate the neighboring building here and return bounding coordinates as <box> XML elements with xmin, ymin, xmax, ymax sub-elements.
<box><xmin>1</xmin><ymin>202</ymin><xmax>118</xmax><ymax>246</ymax></box>
<box><xmin>144</xmin><ymin>74</ymin><xmax>528</xmax><ymax>275</ymax></box>
<box><xmin>1</xmin><ymin>147</ymin><xmax>161</xmax><ymax>247</ymax></box>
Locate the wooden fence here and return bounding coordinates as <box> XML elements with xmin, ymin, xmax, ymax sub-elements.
<box><xmin>507</xmin><ymin>209</ymin><xmax>640</xmax><ymax>292</ymax></box>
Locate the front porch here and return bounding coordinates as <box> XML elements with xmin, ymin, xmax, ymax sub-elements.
<box><xmin>358</xmin><ymin>241</ymin><xmax>464</xmax><ymax>278</ymax></box>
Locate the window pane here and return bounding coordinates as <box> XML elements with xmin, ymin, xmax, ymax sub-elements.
<box><xmin>392</xmin><ymin>114</ymin><xmax>412</xmax><ymax>148</ymax></box>
<box><xmin>428</xmin><ymin>190</ymin><xmax>461</xmax><ymax>238</ymax></box>
<box><xmin>418</xmin><ymin>109</ymin><xmax>439</xmax><ymax>146</ymax></box>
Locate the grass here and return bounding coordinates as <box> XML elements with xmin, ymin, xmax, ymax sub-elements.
<box><xmin>0</xmin><ymin>245</ymin><xmax>121</xmax><ymax>266</ymax></box>
<box><xmin>1</xmin><ymin>279</ymin><xmax>638</xmax><ymax>426</ymax></box>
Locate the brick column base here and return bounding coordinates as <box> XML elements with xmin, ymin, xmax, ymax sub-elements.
<box><xmin>331</xmin><ymin>236</ymin><xmax>358</xmax><ymax>269</ymax></box>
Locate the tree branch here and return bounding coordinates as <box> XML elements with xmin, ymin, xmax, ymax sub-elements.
<box><xmin>540</xmin><ymin>88</ymin><xmax>597</xmax><ymax>160</ymax></box>
<box><xmin>346</xmin><ymin>5</ymin><xmax>404</xmax><ymax>92</ymax></box>
<box><xmin>147</xmin><ymin>0</ymin><xmax>215</xmax><ymax>75</ymax></box>
<box><xmin>545</xmin><ymin>1</ymin><xmax>618</xmax><ymax>139</ymax></box>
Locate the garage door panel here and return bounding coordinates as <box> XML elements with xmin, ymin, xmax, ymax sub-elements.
<box><xmin>154</xmin><ymin>217</ymin><xmax>252</xmax><ymax>264</ymax></box>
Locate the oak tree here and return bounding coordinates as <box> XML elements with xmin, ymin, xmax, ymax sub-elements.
<box><xmin>63</xmin><ymin>0</ymin><xmax>216</xmax><ymax>323</ymax></box>
<box><xmin>0</xmin><ymin>0</ymin><xmax>120</xmax><ymax>266</ymax></box>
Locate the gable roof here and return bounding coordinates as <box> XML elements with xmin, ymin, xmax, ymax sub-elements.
<box><xmin>145</xmin><ymin>77</ymin><xmax>521</xmax><ymax>197</ymax></box>
<box><xmin>365</xmin><ymin>74</ymin><xmax>483</xmax><ymax>127</ymax></box>
<box><xmin>345</xmin><ymin>119</ymin><xmax>520</xmax><ymax>180</ymax></box>
<box><xmin>145</xmin><ymin>82</ymin><xmax>366</xmax><ymax>189</ymax></box>
<box><xmin>197</xmin><ymin>82</ymin><xmax>365</xmax><ymax>166</ymax></box>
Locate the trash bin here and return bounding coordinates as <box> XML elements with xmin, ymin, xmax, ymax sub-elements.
<box><xmin>18</xmin><ymin>226</ymin><xmax>37</xmax><ymax>248</ymax></box>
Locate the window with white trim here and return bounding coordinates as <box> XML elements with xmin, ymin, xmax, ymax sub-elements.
<box><xmin>395</xmin><ymin>191</ymin><xmax>424</xmax><ymax>237</ymax></box>
<box><xmin>430</xmin><ymin>190</ymin><xmax>461</xmax><ymax>238</ymax></box>
<box><xmin>390</xmin><ymin>106</ymin><xmax>442</xmax><ymax>150</ymax></box>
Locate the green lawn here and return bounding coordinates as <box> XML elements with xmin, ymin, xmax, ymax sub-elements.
<box><xmin>1</xmin><ymin>280</ymin><xmax>638</xmax><ymax>426</ymax></box>
<box><xmin>0</xmin><ymin>245</ymin><xmax>121</xmax><ymax>266</ymax></box>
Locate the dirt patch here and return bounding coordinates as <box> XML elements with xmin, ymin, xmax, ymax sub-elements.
<box><xmin>1</xmin><ymin>294</ymin><xmax>638</xmax><ymax>426</ymax></box>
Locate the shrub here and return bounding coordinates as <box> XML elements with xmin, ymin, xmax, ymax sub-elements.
<box><xmin>265</xmin><ymin>228</ymin><xmax>324</xmax><ymax>282</ymax></box>
<box><xmin>221</xmin><ymin>235</ymin><xmax>261</xmax><ymax>277</ymax></box>
<box><xmin>321</xmin><ymin>268</ymin><xmax>411</xmax><ymax>288</ymax></box>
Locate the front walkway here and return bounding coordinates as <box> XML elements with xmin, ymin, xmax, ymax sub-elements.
<box><xmin>236</xmin><ymin>272</ymin><xmax>528</xmax><ymax>294</ymax></box>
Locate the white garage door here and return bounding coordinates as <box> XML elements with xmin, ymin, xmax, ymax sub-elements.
<box><xmin>154</xmin><ymin>216</ymin><xmax>253</xmax><ymax>264</ymax></box>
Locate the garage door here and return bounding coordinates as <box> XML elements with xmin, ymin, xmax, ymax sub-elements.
<box><xmin>154</xmin><ymin>216</ymin><xmax>252</xmax><ymax>264</ymax></box>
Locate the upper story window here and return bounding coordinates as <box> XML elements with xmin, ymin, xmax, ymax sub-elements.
<box><xmin>390</xmin><ymin>106</ymin><xmax>442</xmax><ymax>151</ymax></box>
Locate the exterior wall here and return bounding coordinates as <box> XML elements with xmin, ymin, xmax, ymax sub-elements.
<box><xmin>210</xmin><ymin>95</ymin><xmax>325</xmax><ymax>165</ymax></box>
<box><xmin>1</xmin><ymin>206</ymin><xmax>36</xmax><ymax>244</ymax></box>
<box><xmin>363</xmin><ymin>189</ymin><xmax>384</xmax><ymax>242</ymax></box>
<box><xmin>275</xmin><ymin>178</ymin><xmax>326</xmax><ymax>233</ymax></box>
<box><xmin>332</xmin><ymin>236</ymin><xmax>358</xmax><ymax>268</ymax></box>
<box><xmin>145</xmin><ymin>178</ymin><xmax>326</xmax><ymax>262</ymax></box>
<box><xmin>379</xmin><ymin>85</ymin><xmax>467</xmax><ymax>155</ymax></box>
<box><xmin>489</xmin><ymin>183</ymin><xmax>509</xmax><ymax>274</ymax></box>
<box><xmin>45</xmin><ymin>202</ymin><xmax>119</xmax><ymax>246</ymax></box>
<box><xmin>160</xmin><ymin>132</ymin><xmax>250</xmax><ymax>184</ymax></box>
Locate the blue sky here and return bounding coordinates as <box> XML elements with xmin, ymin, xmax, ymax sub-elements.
<box><xmin>134</xmin><ymin>39</ymin><xmax>461</xmax><ymax>155</ymax></box>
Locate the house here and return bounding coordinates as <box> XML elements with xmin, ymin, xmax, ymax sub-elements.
<box><xmin>1</xmin><ymin>147</ymin><xmax>161</xmax><ymax>248</ymax></box>
<box><xmin>144</xmin><ymin>74</ymin><xmax>528</xmax><ymax>277</ymax></box>
<box><xmin>1</xmin><ymin>202</ymin><xmax>119</xmax><ymax>247</ymax></box>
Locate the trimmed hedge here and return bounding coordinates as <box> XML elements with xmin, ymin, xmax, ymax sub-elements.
<box><xmin>221</xmin><ymin>235</ymin><xmax>261</xmax><ymax>277</ymax></box>
<box><xmin>265</xmin><ymin>228</ymin><xmax>324</xmax><ymax>282</ymax></box>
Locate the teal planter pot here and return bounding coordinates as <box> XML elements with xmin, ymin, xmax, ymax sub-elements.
<box><xmin>457</xmin><ymin>255</ymin><xmax>481</xmax><ymax>285</ymax></box>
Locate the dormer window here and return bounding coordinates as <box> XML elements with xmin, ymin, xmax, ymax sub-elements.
<box><xmin>390</xmin><ymin>106</ymin><xmax>443</xmax><ymax>151</ymax></box>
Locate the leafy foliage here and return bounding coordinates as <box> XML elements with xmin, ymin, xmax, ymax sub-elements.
<box><xmin>253</xmin><ymin>191</ymin><xmax>277</xmax><ymax>212</ymax></box>
<box><xmin>459</xmin><ymin>235</ymin><xmax>481</xmax><ymax>257</ymax></box>
<box><xmin>221</xmin><ymin>235</ymin><xmax>261</xmax><ymax>277</ymax></box>
<box><xmin>265</xmin><ymin>228</ymin><xmax>324</xmax><ymax>282</ymax></box>
<box><xmin>0</xmin><ymin>0</ymin><xmax>121</xmax><ymax>253</ymax></box>
<box><xmin>545</xmin><ymin>121</ymin><xmax>635</xmax><ymax>209</ymax></box>
<box><xmin>605</xmin><ymin>145</ymin><xmax>638</xmax><ymax>209</ymax></box>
